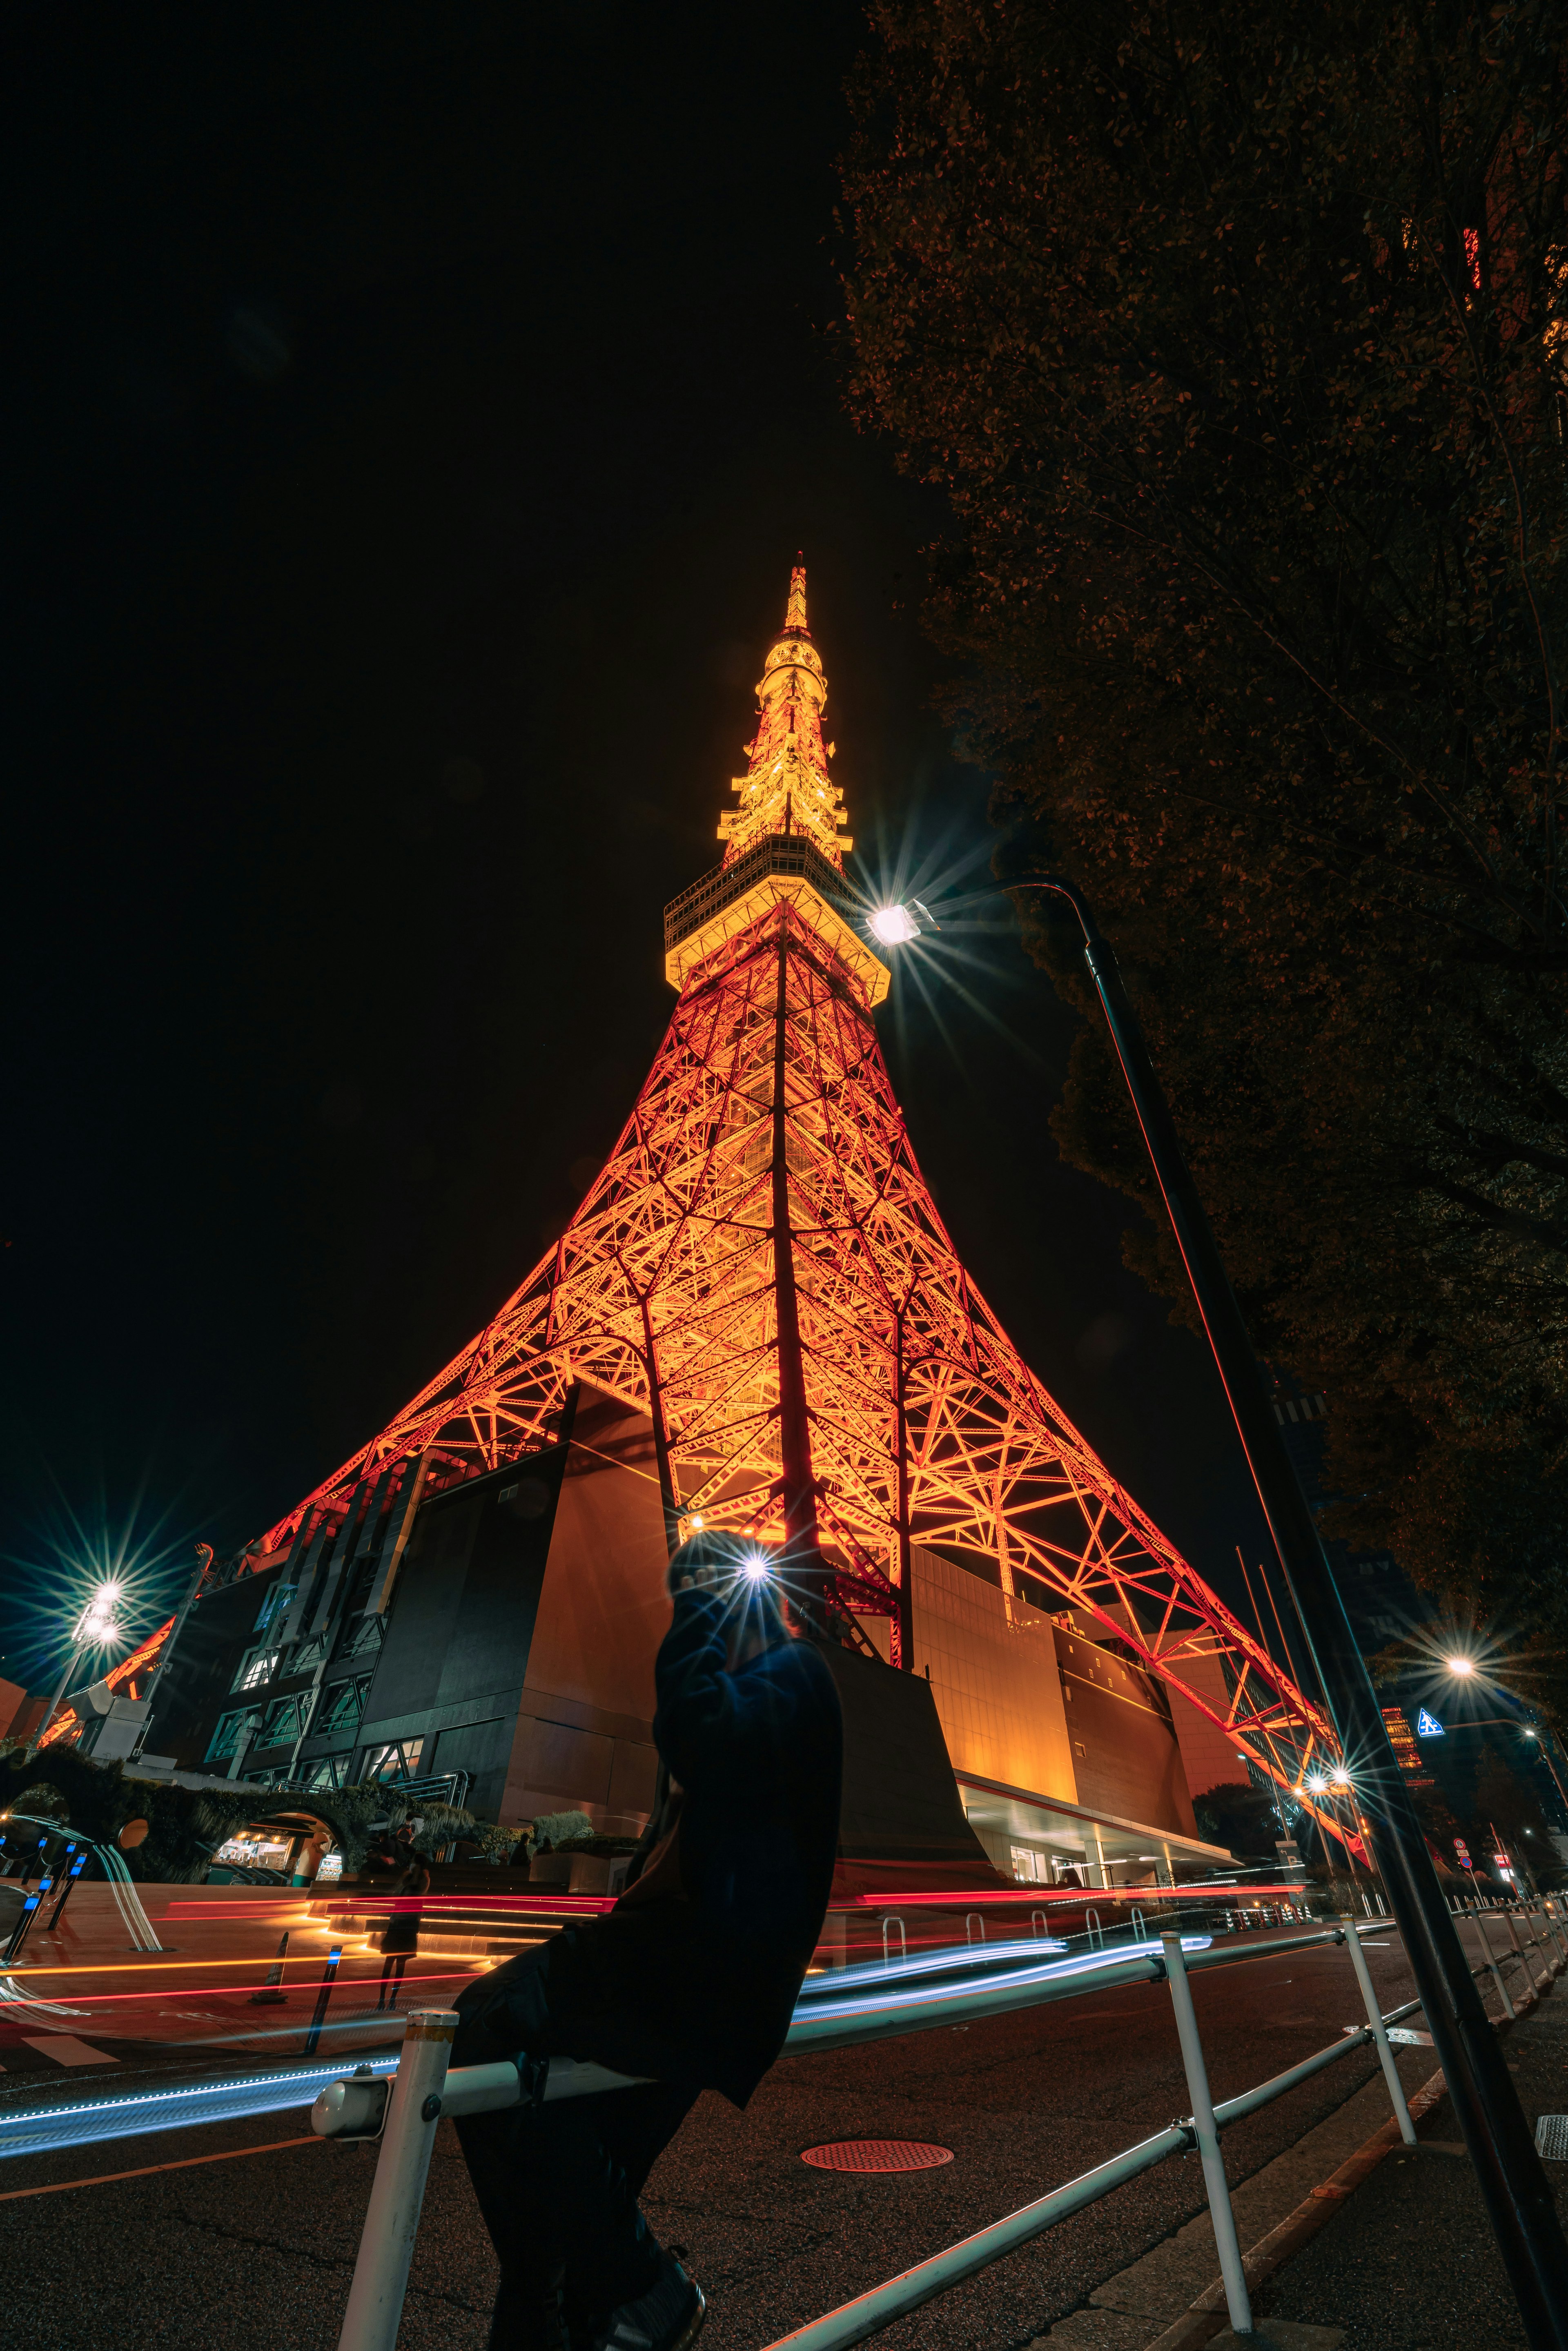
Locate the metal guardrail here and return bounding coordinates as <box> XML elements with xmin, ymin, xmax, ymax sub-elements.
<box><xmin>313</xmin><ymin>1918</ymin><xmax>1440</xmax><ymax>2351</ymax></box>
<box><xmin>0</xmin><ymin>1895</ymin><xmax>1558</xmax><ymax>2351</ymax></box>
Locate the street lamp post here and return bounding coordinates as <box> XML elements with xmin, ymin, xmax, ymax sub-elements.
<box><xmin>879</xmin><ymin>876</ymin><xmax>1568</xmax><ymax>2345</ymax></box>
<box><xmin>24</xmin><ymin>1584</ymin><xmax>125</xmax><ymax>1761</ymax></box>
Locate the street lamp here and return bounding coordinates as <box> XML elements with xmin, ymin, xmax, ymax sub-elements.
<box><xmin>24</xmin><ymin>1582</ymin><xmax>126</xmax><ymax>1760</ymax></box>
<box><xmin>874</xmin><ymin>879</ymin><xmax>1568</xmax><ymax>2344</ymax></box>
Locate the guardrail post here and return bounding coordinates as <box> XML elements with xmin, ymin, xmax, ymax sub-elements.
<box><xmin>305</xmin><ymin>1943</ymin><xmax>343</xmax><ymax>2056</ymax></box>
<box><xmin>1500</xmin><ymin>1907</ymin><xmax>1543</xmax><ymax>1992</ymax></box>
<box><xmin>1528</xmin><ymin>1898</ymin><xmax>1561</xmax><ymax>1974</ymax></box>
<box><xmin>1160</xmin><ymin>1934</ymin><xmax>1252</xmax><ymax>2339</ymax></box>
<box><xmin>337</xmin><ymin>2008</ymin><xmax>457</xmax><ymax>2351</ymax></box>
<box><xmin>1340</xmin><ymin>1919</ymin><xmax>1416</xmax><ymax>2148</ymax></box>
<box><xmin>1474</xmin><ymin>1913</ymin><xmax>1515</xmax><ymax>2020</ymax></box>
<box><xmin>1543</xmin><ymin>1898</ymin><xmax>1568</xmax><ymax>1967</ymax></box>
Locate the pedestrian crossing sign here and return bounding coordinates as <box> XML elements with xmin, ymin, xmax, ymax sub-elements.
<box><xmin>1415</xmin><ymin>1708</ymin><xmax>1444</xmax><ymax>1737</ymax></box>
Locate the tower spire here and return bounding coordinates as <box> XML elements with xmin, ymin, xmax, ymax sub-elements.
<box><xmin>718</xmin><ymin>561</ymin><xmax>851</xmax><ymax>868</ymax></box>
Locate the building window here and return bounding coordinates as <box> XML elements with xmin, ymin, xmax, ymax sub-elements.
<box><xmin>254</xmin><ymin>1582</ymin><xmax>296</xmax><ymax>1633</ymax></box>
<box><xmin>1011</xmin><ymin>1846</ymin><xmax>1049</xmax><ymax>1883</ymax></box>
<box><xmin>360</xmin><ymin>1737</ymin><xmax>423</xmax><ymax>1784</ymax></box>
<box><xmin>231</xmin><ymin>1645</ymin><xmax>281</xmax><ymax>1693</ymax></box>
<box><xmin>341</xmin><ymin>1614</ymin><xmax>385</xmax><ymax>1660</ymax></box>
<box><xmin>257</xmin><ymin>1691</ymin><xmax>315</xmax><ymax>1748</ymax></box>
<box><xmin>205</xmin><ymin>1709</ymin><xmax>261</xmax><ymax>1764</ymax></box>
<box><xmin>317</xmin><ymin>1676</ymin><xmax>372</xmax><ymax>1739</ymax></box>
<box><xmin>301</xmin><ymin>1752</ymin><xmax>354</xmax><ymax>1792</ymax></box>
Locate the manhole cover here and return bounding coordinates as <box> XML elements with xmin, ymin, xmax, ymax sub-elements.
<box><xmin>801</xmin><ymin>2140</ymin><xmax>954</xmax><ymax>2174</ymax></box>
<box><xmin>1536</xmin><ymin>2115</ymin><xmax>1568</xmax><ymax>2162</ymax></box>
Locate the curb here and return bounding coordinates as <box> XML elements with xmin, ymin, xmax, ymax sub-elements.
<box><xmin>1141</xmin><ymin>2067</ymin><xmax>1449</xmax><ymax>2351</ymax></box>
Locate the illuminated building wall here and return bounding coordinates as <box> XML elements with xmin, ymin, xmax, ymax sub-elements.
<box><xmin>906</xmin><ymin>1547</ymin><xmax>1076</xmax><ymax>1808</ymax></box>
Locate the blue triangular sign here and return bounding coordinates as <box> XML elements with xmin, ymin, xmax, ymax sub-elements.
<box><xmin>1415</xmin><ymin>1708</ymin><xmax>1445</xmax><ymax>1738</ymax></box>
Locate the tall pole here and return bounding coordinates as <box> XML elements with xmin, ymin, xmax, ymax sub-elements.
<box><xmin>1011</xmin><ymin>876</ymin><xmax>1568</xmax><ymax>2347</ymax></box>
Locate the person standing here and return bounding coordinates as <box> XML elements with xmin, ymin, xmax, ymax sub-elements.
<box><xmin>451</xmin><ymin>1532</ymin><xmax>842</xmax><ymax>2351</ymax></box>
<box><xmin>376</xmin><ymin>1818</ymin><xmax>430</xmax><ymax>2011</ymax></box>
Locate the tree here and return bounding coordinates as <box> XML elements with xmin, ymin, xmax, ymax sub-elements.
<box><xmin>842</xmin><ymin>1</ymin><xmax>1568</xmax><ymax>1704</ymax></box>
<box><xmin>1192</xmin><ymin>1777</ymin><xmax>1286</xmax><ymax>1856</ymax></box>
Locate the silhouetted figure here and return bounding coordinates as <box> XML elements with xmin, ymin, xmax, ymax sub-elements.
<box><xmin>375</xmin><ymin>1820</ymin><xmax>429</xmax><ymax>2011</ymax></box>
<box><xmin>452</xmin><ymin>1532</ymin><xmax>842</xmax><ymax>2351</ymax></box>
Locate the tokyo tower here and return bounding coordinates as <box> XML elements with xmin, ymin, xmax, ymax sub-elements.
<box><xmin>249</xmin><ymin>568</ymin><xmax>1336</xmax><ymax>1820</ymax></box>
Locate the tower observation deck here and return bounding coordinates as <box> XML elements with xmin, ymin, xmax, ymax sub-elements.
<box><xmin>209</xmin><ymin>567</ymin><xmax>1339</xmax><ymax>1835</ymax></box>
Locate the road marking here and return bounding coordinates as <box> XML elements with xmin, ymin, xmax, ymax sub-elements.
<box><xmin>20</xmin><ymin>2036</ymin><xmax>120</xmax><ymax>2066</ymax></box>
<box><xmin>0</xmin><ymin>2135</ymin><xmax>321</xmax><ymax>2202</ymax></box>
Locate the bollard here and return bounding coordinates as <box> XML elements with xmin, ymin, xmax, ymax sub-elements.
<box><xmin>337</xmin><ymin>2010</ymin><xmax>457</xmax><ymax>2351</ymax></box>
<box><xmin>305</xmin><ymin>1945</ymin><xmax>342</xmax><ymax>2057</ymax></box>
<box><xmin>882</xmin><ymin>1915</ymin><xmax>906</xmax><ymax>1970</ymax></box>
<box><xmin>251</xmin><ymin>1928</ymin><xmax>290</xmax><ymax>2004</ymax></box>
<box><xmin>46</xmin><ymin>1851</ymin><xmax>88</xmax><ymax>1934</ymax></box>
<box><xmin>1474</xmin><ymin>1912</ymin><xmax>1515</xmax><ymax>2021</ymax></box>
<box><xmin>1341</xmin><ymin>1921</ymin><xmax>1416</xmax><ymax>2147</ymax></box>
<box><xmin>1160</xmin><ymin>1934</ymin><xmax>1252</xmax><ymax>2338</ymax></box>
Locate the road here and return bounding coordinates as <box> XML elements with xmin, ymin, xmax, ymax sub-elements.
<box><xmin>0</xmin><ymin>1925</ymin><xmax>1446</xmax><ymax>2351</ymax></box>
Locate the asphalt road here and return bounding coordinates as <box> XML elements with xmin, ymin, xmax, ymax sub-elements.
<box><xmin>0</xmin><ymin>1929</ymin><xmax>1436</xmax><ymax>2351</ymax></box>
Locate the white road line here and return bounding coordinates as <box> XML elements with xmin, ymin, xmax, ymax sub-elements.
<box><xmin>20</xmin><ymin>2035</ymin><xmax>120</xmax><ymax>2066</ymax></box>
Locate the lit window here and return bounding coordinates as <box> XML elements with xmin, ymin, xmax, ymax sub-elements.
<box><xmin>254</xmin><ymin>1582</ymin><xmax>296</xmax><ymax>1633</ymax></box>
<box><xmin>232</xmin><ymin>1645</ymin><xmax>281</xmax><ymax>1692</ymax></box>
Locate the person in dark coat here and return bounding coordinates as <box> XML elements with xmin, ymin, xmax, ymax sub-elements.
<box><xmin>451</xmin><ymin>1531</ymin><xmax>842</xmax><ymax>2351</ymax></box>
<box><xmin>376</xmin><ymin>1819</ymin><xmax>430</xmax><ymax>2010</ymax></box>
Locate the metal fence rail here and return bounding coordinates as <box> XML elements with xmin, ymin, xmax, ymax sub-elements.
<box><xmin>2</xmin><ymin>1898</ymin><xmax>1558</xmax><ymax>2351</ymax></box>
<box><xmin>313</xmin><ymin>1917</ymin><xmax>1450</xmax><ymax>2351</ymax></box>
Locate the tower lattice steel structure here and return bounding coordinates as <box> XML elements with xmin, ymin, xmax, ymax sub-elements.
<box><xmin>245</xmin><ymin>569</ymin><xmax>1341</xmax><ymax>1822</ymax></box>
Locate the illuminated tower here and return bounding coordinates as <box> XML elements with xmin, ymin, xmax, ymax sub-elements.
<box><xmin>218</xmin><ymin>567</ymin><xmax>1335</xmax><ymax>1829</ymax></box>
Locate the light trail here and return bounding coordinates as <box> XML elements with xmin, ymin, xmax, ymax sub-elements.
<box><xmin>0</xmin><ymin>1969</ymin><xmax>480</xmax><ymax>2007</ymax></box>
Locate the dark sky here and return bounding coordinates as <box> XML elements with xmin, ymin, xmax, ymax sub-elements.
<box><xmin>2</xmin><ymin>6</ymin><xmax>1273</xmax><ymax>1691</ymax></box>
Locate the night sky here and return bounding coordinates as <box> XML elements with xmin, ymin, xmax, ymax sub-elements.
<box><xmin>3</xmin><ymin>7</ymin><xmax>1272</xmax><ymax>1693</ymax></box>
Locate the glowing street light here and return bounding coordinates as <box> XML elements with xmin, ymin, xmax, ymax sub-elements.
<box><xmin>24</xmin><ymin>1579</ymin><xmax>128</xmax><ymax>1760</ymax></box>
<box><xmin>1446</xmin><ymin>1654</ymin><xmax>1477</xmax><ymax>1678</ymax></box>
<box><xmin>869</xmin><ymin>904</ymin><xmax>921</xmax><ymax>946</ymax></box>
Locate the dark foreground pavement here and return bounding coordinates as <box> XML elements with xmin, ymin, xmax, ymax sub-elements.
<box><xmin>1246</xmin><ymin>1958</ymin><xmax>1568</xmax><ymax>2351</ymax></box>
<box><xmin>0</xmin><ymin>1929</ymin><xmax>1552</xmax><ymax>2351</ymax></box>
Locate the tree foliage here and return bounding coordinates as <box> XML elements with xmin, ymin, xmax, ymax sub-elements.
<box><xmin>843</xmin><ymin>1</ymin><xmax>1568</xmax><ymax>1692</ymax></box>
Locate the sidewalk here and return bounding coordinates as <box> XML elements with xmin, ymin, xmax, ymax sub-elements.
<box><xmin>1248</xmin><ymin>1971</ymin><xmax>1568</xmax><ymax>2350</ymax></box>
